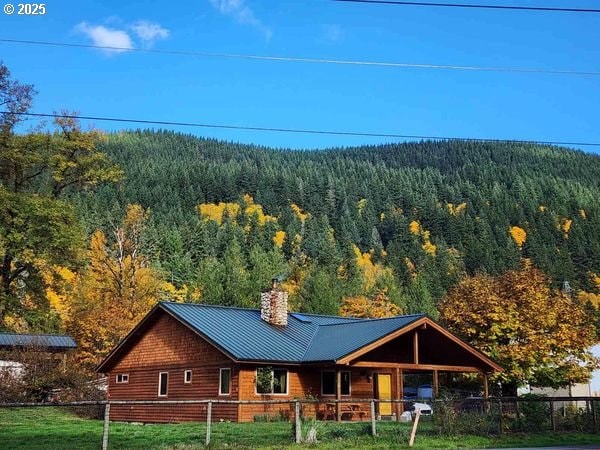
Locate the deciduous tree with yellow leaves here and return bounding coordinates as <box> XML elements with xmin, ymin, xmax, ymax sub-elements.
<box><xmin>67</xmin><ymin>205</ymin><xmax>168</xmax><ymax>369</ymax></box>
<box><xmin>340</xmin><ymin>289</ymin><xmax>402</xmax><ymax>318</ymax></box>
<box><xmin>439</xmin><ymin>262</ymin><xmax>598</xmax><ymax>393</ymax></box>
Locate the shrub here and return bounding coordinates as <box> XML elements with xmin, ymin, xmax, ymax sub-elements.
<box><xmin>513</xmin><ymin>394</ymin><xmax>549</xmax><ymax>432</ymax></box>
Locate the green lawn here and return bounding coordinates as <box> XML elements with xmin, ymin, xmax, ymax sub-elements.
<box><xmin>1</xmin><ymin>407</ymin><xmax>599</xmax><ymax>449</ymax></box>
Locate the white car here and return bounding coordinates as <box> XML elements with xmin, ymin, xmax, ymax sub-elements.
<box><xmin>412</xmin><ymin>402</ymin><xmax>433</xmax><ymax>416</ymax></box>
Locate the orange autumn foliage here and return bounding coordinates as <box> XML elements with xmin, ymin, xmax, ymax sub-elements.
<box><xmin>439</xmin><ymin>263</ymin><xmax>598</xmax><ymax>387</ymax></box>
<box><xmin>509</xmin><ymin>226</ymin><xmax>527</xmax><ymax>248</ymax></box>
<box><xmin>340</xmin><ymin>289</ymin><xmax>402</xmax><ymax>319</ymax></box>
<box><xmin>67</xmin><ymin>205</ymin><xmax>169</xmax><ymax>369</ymax></box>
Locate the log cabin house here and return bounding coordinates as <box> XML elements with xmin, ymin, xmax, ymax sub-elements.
<box><xmin>97</xmin><ymin>281</ymin><xmax>501</xmax><ymax>423</ymax></box>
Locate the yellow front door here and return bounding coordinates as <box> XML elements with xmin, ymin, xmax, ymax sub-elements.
<box><xmin>376</xmin><ymin>374</ymin><xmax>392</xmax><ymax>416</ymax></box>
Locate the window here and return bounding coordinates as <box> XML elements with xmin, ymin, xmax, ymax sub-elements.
<box><xmin>184</xmin><ymin>370</ymin><xmax>192</xmax><ymax>384</ymax></box>
<box><xmin>219</xmin><ymin>368</ymin><xmax>231</xmax><ymax>395</ymax></box>
<box><xmin>115</xmin><ymin>374</ymin><xmax>129</xmax><ymax>384</ymax></box>
<box><xmin>322</xmin><ymin>371</ymin><xmax>351</xmax><ymax>396</ymax></box>
<box><xmin>158</xmin><ymin>372</ymin><xmax>168</xmax><ymax>396</ymax></box>
<box><xmin>256</xmin><ymin>367</ymin><xmax>288</xmax><ymax>395</ymax></box>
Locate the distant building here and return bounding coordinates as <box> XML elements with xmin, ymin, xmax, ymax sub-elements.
<box><xmin>0</xmin><ymin>332</ymin><xmax>77</xmax><ymax>374</ymax></box>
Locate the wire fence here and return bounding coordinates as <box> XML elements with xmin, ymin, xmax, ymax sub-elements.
<box><xmin>0</xmin><ymin>396</ymin><xmax>598</xmax><ymax>449</ymax></box>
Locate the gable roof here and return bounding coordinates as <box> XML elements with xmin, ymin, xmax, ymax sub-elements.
<box><xmin>0</xmin><ymin>333</ymin><xmax>77</xmax><ymax>351</ymax></box>
<box><xmin>159</xmin><ymin>302</ymin><xmax>424</xmax><ymax>363</ymax></box>
<box><xmin>98</xmin><ymin>301</ymin><xmax>502</xmax><ymax>373</ymax></box>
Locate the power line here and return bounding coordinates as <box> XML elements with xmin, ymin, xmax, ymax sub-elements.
<box><xmin>333</xmin><ymin>0</ymin><xmax>600</xmax><ymax>13</ymax></box>
<box><xmin>1</xmin><ymin>38</ymin><xmax>599</xmax><ymax>77</ymax></box>
<box><xmin>6</xmin><ymin>111</ymin><xmax>600</xmax><ymax>148</ymax></box>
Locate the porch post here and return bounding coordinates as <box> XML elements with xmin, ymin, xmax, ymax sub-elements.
<box><xmin>433</xmin><ymin>370</ymin><xmax>439</xmax><ymax>398</ymax></box>
<box><xmin>395</xmin><ymin>367</ymin><xmax>403</xmax><ymax>419</ymax></box>
<box><xmin>482</xmin><ymin>372</ymin><xmax>489</xmax><ymax>399</ymax></box>
<box><xmin>336</xmin><ymin>368</ymin><xmax>341</xmax><ymax>422</ymax></box>
<box><xmin>413</xmin><ymin>331</ymin><xmax>419</xmax><ymax>365</ymax></box>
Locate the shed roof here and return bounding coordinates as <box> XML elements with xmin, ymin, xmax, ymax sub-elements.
<box><xmin>0</xmin><ymin>333</ymin><xmax>77</xmax><ymax>351</ymax></box>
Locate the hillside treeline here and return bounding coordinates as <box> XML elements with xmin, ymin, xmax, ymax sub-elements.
<box><xmin>71</xmin><ymin>130</ymin><xmax>600</xmax><ymax>314</ymax></box>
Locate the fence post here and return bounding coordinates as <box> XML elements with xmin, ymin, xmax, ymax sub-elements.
<box><xmin>549</xmin><ymin>400</ymin><xmax>555</xmax><ymax>432</ymax></box>
<box><xmin>370</xmin><ymin>400</ymin><xmax>376</xmax><ymax>436</ymax></box>
<box><xmin>409</xmin><ymin>409</ymin><xmax>421</xmax><ymax>447</ymax></box>
<box><xmin>102</xmin><ymin>403</ymin><xmax>110</xmax><ymax>450</ymax></box>
<box><xmin>498</xmin><ymin>399</ymin><xmax>504</xmax><ymax>434</ymax></box>
<box><xmin>593</xmin><ymin>399</ymin><xmax>598</xmax><ymax>433</ymax></box>
<box><xmin>206</xmin><ymin>401</ymin><xmax>212</xmax><ymax>447</ymax></box>
<box><xmin>295</xmin><ymin>400</ymin><xmax>301</xmax><ymax>444</ymax></box>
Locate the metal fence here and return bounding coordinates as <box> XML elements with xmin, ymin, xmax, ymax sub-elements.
<box><xmin>0</xmin><ymin>396</ymin><xmax>598</xmax><ymax>449</ymax></box>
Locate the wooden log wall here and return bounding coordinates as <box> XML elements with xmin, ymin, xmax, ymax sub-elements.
<box><xmin>108</xmin><ymin>312</ymin><xmax>238</xmax><ymax>422</ymax></box>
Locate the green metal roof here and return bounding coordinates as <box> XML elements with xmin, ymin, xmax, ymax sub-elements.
<box><xmin>160</xmin><ymin>302</ymin><xmax>424</xmax><ymax>364</ymax></box>
<box><xmin>0</xmin><ymin>333</ymin><xmax>76</xmax><ymax>351</ymax></box>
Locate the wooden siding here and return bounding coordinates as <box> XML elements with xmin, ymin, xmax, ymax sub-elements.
<box><xmin>107</xmin><ymin>311</ymin><xmax>238</xmax><ymax>422</ymax></box>
<box><xmin>237</xmin><ymin>366</ymin><xmax>377</xmax><ymax>422</ymax></box>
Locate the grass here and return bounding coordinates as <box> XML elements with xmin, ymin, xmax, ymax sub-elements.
<box><xmin>1</xmin><ymin>407</ymin><xmax>600</xmax><ymax>449</ymax></box>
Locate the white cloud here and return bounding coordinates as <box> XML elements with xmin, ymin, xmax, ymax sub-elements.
<box><xmin>75</xmin><ymin>22</ymin><xmax>134</xmax><ymax>53</ymax></box>
<box><xmin>323</xmin><ymin>24</ymin><xmax>344</xmax><ymax>43</ymax></box>
<box><xmin>130</xmin><ymin>20</ymin><xmax>170</xmax><ymax>46</ymax></box>
<box><xmin>76</xmin><ymin>20</ymin><xmax>171</xmax><ymax>55</ymax></box>
<box><xmin>209</xmin><ymin>0</ymin><xmax>272</xmax><ymax>40</ymax></box>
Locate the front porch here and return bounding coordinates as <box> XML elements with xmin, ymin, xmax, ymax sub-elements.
<box><xmin>323</xmin><ymin>317</ymin><xmax>500</xmax><ymax>421</ymax></box>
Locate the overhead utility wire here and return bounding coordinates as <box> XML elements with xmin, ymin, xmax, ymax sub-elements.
<box><xmin>1</xmin><ymin>39</ymin><xmax>599</xmax><ymax>77</ymax></box>
<box><xmin>7</xmin><ymin>111</ymin><xmax>600</xmax><ymax>148</ymax></box>
<box><xmin>334</xmin><ymin>0</ymin><xmax>600</xmax><ymax>13</ymax></box>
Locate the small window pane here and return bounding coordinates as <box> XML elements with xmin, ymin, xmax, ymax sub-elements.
<box><xmin>322</xmin><ymin>372</ymin><xmax>335</xmax><ymax>395</ymax></box>
<box><xmin>159</xmin><ymin>372</ymin><xmax>168</xmax><ymax>396</ymax></box>
<box><xmin>256</xmin><ymin>367</ymin><xmax>272</xmax><ymax>394</ymax></box>
<box><xmin>341</xmin><ymin>372</ymin><xmax>351</xmax><ymax>395</ymax></box>
<box><xmin>273</xmin><ymin>369</ymin><xmax>287</xmax><ymax>394</ymax></box>
<box><xmin>322</xmin><ymin>371</ymin><xmax>350</xmax><ymax>395</ymax></box>
<box><xmin>220</xmin><ymin>368</ymin><xmax>231</xmax><ymax>395</ymax></box>
<box><xmin>185</xmin><ymin>370</ymin><xmax>192</xmax><ymax>383</ymax></box>
<box><xmin>116</xmin><ymin>374</ymin><xmax>129</xmax><ymax>383</ymax></box>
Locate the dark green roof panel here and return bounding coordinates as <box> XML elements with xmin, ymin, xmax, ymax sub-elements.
<box><xmin>160</xmin><ymin>302</ymin><xmax>424</xmax><ymax>364</ymax></box>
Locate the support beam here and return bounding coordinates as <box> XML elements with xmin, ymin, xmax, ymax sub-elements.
<box><xmin>336</xmin><ymin>368</ymin><xmax>341</xmax><ymax>422</ymax></box>
<box><xmin>482</xmin><ymin>373</ymin><xmax>489</xmax><ymax>399</ymax></box>
<box><xmin>350</xmin><ymin>362</ymin><xmax>482</xmax><ymax>373</ymax></box>
<box><xmin>413</xmin><ymin>331</ymin><xmax>419</xmax><ymax>365</ymax></box>
<box><xmin>433</xmin><ymin>370</ymin><xmax>439</xmax><ymax>398</ymax></box>
<box><xmin>395</xmin><ymin>367</ymin><xmax>404</xmax><ymax>417</ymax></box>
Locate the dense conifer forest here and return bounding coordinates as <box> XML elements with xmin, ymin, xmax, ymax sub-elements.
<box><xmin>73</xmin><ymin>130</ymin><xmax>600</xmax><ymax>316</ymax></box>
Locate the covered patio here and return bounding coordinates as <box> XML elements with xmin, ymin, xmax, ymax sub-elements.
<box><xmin>327</xmin><ymin>317</ymin><xmax>502</xmax><ymax>420</ymax></box>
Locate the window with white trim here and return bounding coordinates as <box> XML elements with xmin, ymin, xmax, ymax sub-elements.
<box><xmin>219</xmin><ymin>368</ymin><xmax>231</xmax><ymax>395</ymax></box>
<box><xmin>115</xmin><ymin>374</ymin><xmax>129</xmax><ymax>384</ymax></box>
<box><xmin>184</xmin><ymin>370</ymin><xmax>192</xmax><ymax>384</ymax></box>
<box><xmin>256</xmin><ymin>367</ymin><xmax>288</xmax><ymax>394</ymax></box>
<box><xmin>321</xmin><ymin>371</ymin><xmax>351</xmax><ymax>396</ymax></box>
<box><xmin>158</xmin><ymin>372</ymin><xmax>169</xmax><ymax>396</ymax></box>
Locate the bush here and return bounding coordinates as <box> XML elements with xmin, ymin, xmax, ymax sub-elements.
<box><xmin>434</xmin><ymin>399</ymin><xmax>501</xmax><ymax>436</ymax></box>
<box><xmin>512</xmin><ymin>394</ymin><xmax>549</xmax><ymax>432</ymax></box>
<box><xmin>0</xmin><ymin>348</ymin><xmax>105</xmax><ymax>405</ymax></box>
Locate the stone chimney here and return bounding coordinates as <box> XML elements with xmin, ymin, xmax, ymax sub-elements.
<box><xmin>260</xmin><ymin>278</ymin><xmax>288</xmax><ymax>327</ymax></box>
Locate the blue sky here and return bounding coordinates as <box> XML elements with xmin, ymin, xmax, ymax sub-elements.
<box><xmin>1</xmin><ymin>0</ymin><xmax>600</xmax><ymax>153</ymax></box>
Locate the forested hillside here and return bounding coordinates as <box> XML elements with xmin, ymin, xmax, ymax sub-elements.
<box><xmin>73</xmin><ymin>130</ymin><xmax>600</xmax><ymax>316</ymax></box>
